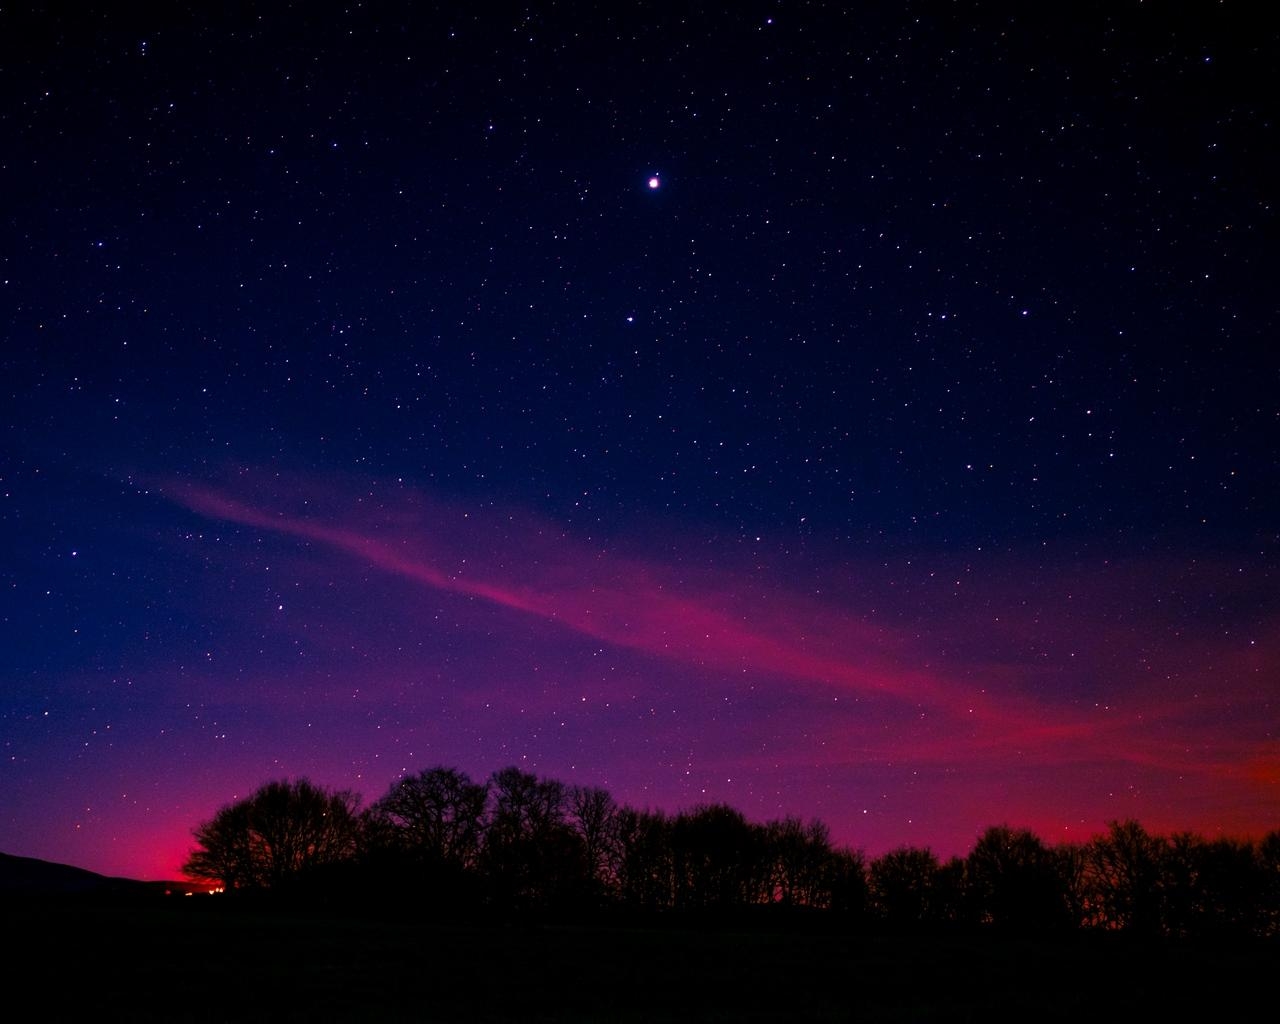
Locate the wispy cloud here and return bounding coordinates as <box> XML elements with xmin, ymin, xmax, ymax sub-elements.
<box><xmin>165</xmin><ymin>474</ymin><xmax>1280</xmax><ymax>808</ymax></box>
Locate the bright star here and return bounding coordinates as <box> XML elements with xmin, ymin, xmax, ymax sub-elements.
<box><xmin>647</xmin><ymin>176</ymin><xmax>660</xmax><ymax>189</ymax></box>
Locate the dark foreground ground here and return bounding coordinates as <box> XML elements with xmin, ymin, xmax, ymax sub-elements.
<box><xmin>10</xmin><ymin>899</ymin><xmax>1275</xmax><ymax>1022</ymax></box>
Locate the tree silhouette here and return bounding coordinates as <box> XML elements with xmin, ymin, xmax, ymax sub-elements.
<box><xmin>932</xmin><ymin>855</ymin><xmax>970</xmax><ymax>926</ymax></box>
<box><xmin>1085</xmin><ymin>819</ymin><xmax>1165</xmax><ymax>933</ymax></box>
<box><xmin>1258</xmin><ymin>830</ymin><xmax>1280</xmax><ymax>937</ymax></box>
<box><xmin>179</xmin><ymin>763</ymin><xmax>1279</xmax><ymax>937</ymax></box>
<box><xmin>568</xmin><ymin>785</ymin><xmax>621</xmax><ymax>900</ymax></box>
<box><xmin>184</xmin><ymin>778</ymin><xmax>361</xmax><ymax>891</ymax></box>
<box><xmin>370</xmin><ymin>766</ymin><xmax>488</xmax><ymax>870</ymax></box>
<box><xmin>361</xmin><ymin>766</ymin><xmax>489</xmax><ymax>910</ymax></box>
<box><xmin>763</xmin><ymin>817</ymin><xmax>840</xmax><ymax>908</ymax></box>
<box><xmin>1162</xmin><ymin>833</ymin><xmax>1262</xmax><ymax>937</ymax></box>
<box><xmin>1054</xmin><ymin>840</ymin><xmax>1090</xmax><ymax>929</ymax></box>
<box><xmin>821</xmin><ymin>845</ymin><xmax>870</xmax><ymax>920</ymax></box>
<box><xmin>185</xmin><ymin>798</ymin><xmax>257</xmax><ymax>890</ymax></box>
<box><xmin>482</xmin><ymin>766</ymin><xmax>587</xmax><ymax>910</ymax></box>
<box><xmin>671</xmin><ymin>804</ymin><xmax>762</xmax><ymax>910</ymax></box>
<box><xmin>869</xmin><ymin>847</ymin><xmax>940</xmax><ymax>927</ymax></box>
<box><xmin>614</xmin><ymin>807</ymin><xmax>675</xmax><ymax>910</ymax></box>
<box><xmin>966</xmin><ymin>825</ymin><xmax>1071</xmax><ymax>931</ymax></box>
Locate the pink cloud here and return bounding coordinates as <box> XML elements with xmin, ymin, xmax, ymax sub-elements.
<box><xmin>173</xmin><ymin>480</ymin><xmax>960</xmax><ymax>706</ymax></box>
<box><xmin>161</xmin><ymin>473</ymin><xmax>1280</xmax><ymax>847</ymax></box>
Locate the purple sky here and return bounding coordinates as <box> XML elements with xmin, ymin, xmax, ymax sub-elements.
<box><xmin>16</xmin><ymin>469</ymin><xmax>1273</xmax><ymax>880</ymax></box>
<box><xmin>3</xmin><ymin>5</ymin><xmax>1276</xmax><ymax>879</ymax></box>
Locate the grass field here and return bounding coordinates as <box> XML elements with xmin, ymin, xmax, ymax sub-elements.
<box><xmin>10</xmin><ymin>899</ymin><xmax>1274</xmax><ymax>1021</ymax></box>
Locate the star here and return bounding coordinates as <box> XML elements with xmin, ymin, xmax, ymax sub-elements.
<box><xmin>647</xmin><ymin>175</ymin><xmax>661</xmax><ymax>190</ymax></box>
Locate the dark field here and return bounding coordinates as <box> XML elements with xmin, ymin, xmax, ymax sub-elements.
<box><xmin>11</xmin><ymin>900</ymin><xmax>1274</xmax><ymax>1022</ymax></box>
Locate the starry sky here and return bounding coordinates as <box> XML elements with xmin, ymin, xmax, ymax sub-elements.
<box><xmin>3</xmin><ymin>3</ymin><xmax>1277</xmax><ymax>881</ymax></box>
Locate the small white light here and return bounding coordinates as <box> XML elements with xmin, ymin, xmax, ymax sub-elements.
<box><xmin>648</xmin><ymin>176</ymin><xmax>660</xmax><ymax>189</ymax></box>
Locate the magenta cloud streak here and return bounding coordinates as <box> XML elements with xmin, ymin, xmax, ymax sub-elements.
<box><xmin>164</xmin><ymin>474</ymin><xmax>1279</xmax><ymax>852</ymax></box>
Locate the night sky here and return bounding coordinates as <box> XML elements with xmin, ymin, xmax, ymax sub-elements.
<box><xmin>3</xmin><ymin>3</ymin><xmax>1277</xmax><ymax>881</ymax></box>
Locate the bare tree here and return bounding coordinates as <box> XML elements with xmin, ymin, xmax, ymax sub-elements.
<box><xmin>1054</xmin><ymin>840</ymin><xmax>1091</xmax><ymax>929</ymax></box>
<box><xmin>370</xmin><ymin>766</ymin><xmax>488</xmax><ymax>869</ymax></box>
<box><xmin>869</xmin><ymin>846</ymin><xmax>941</xmax><ymax>927</ymax></box>
<box><xmin>569</xmin><ymin>785</ymin><xmax>621</xmax><ymax>897</ymax></box>
<box><xmin>821</xmin><ymin>845</ymin><xmax>869</xmax><ymax>919</ymax></box>
<box><xmin>483</xmin><ymin>766</ymin><xmax>586</xmax><ymax>909</ymax></box>
<box><xmin>614</xmin><ymin>807</ymin><xmax>675</xmax><ymax>910</ymax></box>
<box><xmin>185</xmin><ymin>798</ymin><xmax>257</xmax><ymax>890</ymax></box>
<box><xmin>764</xmin><ymin>817</ymin><xmax>836</xmax><ymax>908</ymax></box>
<box><xmin>184</xmin><ymin>778</ymin><xmax>361</xmax><ymax>890</ymax></box>
<box><xmin>671</xmin><ymin>804</ymin><xmax>763</xmax><ymax>909</ymax></box>
<box><xmin>1085</xmin><ymin>819</ymin><xmax>1166</xmax><ymax>933</ymax></box>
<box><xmin>966</xmin><ymin>825</ymin><xmax>1071</xmax><ymax>931</ymax></box>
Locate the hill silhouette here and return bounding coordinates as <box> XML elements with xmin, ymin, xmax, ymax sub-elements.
<box><xmin>0</xmin><ymin>851</ymin><xmax>186</xmax><ymax>897</ymax></box>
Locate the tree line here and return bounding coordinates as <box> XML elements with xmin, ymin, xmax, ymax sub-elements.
<box><xmin>184</xmin><ymin>767</ymin><xmax>1280</xmax><ymax>937</ymax></box>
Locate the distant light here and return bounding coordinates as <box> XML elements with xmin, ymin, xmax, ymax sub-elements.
<box><xmin>647</xmin><ymin>176</ymin><xmax>660</xmax><ymax>190</ymax></box>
